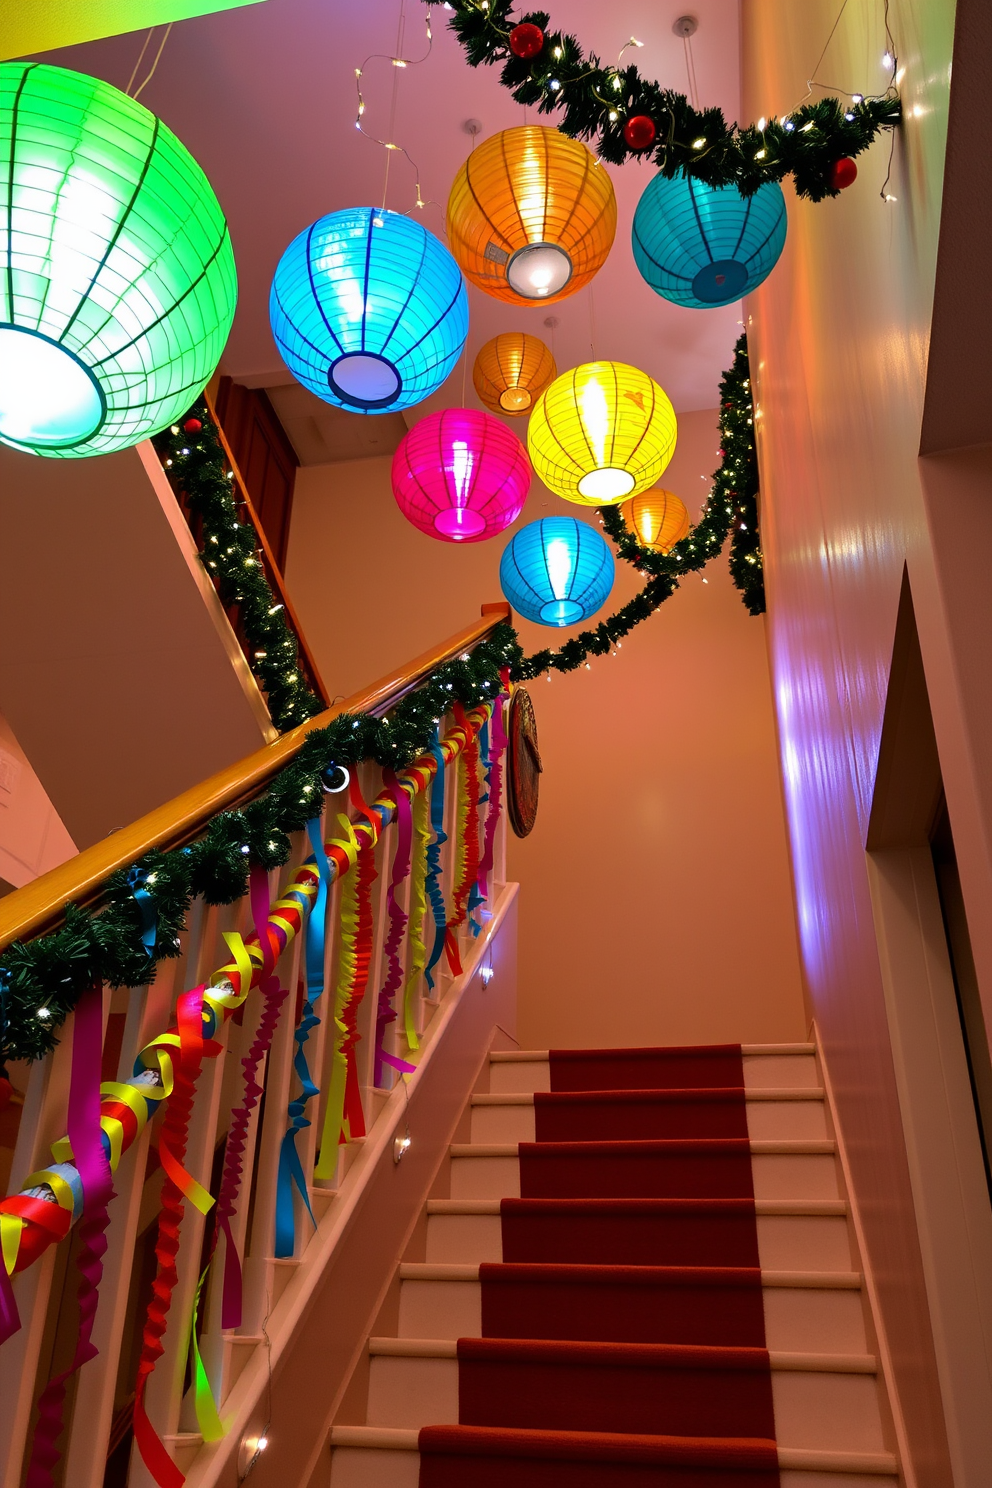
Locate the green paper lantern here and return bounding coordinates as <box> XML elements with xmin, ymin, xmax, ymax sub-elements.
<box><xmin>0</xmin><ymin>62</ymin><xmax>237</xmax><ymax>458</ymax></box>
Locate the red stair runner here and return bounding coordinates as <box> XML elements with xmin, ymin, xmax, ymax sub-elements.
<box><xmin>419</xmin><ymin>1045</ymin><xmax>778</xmax><ymax>1487</ymax></box>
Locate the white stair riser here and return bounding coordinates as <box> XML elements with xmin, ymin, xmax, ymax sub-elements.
<box><xmin>486</xmin><ymin>1055</ymin><xmax>820</xmax><ymax>1096</ymax></box>
<box><xmin>328</xmin><ymin>1449</ymin><xmax>898</xmax><ymax>1488</ymax></box>
<box><xmin>366</xmin><ymin>1354</ymin><xmax>885</xmax><ymax>1450</ymax></box>
<box><xmin>425</xmin><ymin>1213</ymin><xmax>856</xmax><ymax>1271</ymax></box>
<box><xmin>329</xmin><ymin>1446</ymin><xmax>420</xmax><ymax>1488</ymax></box>
<box><xmin>469</xmin><ymin>1100</ymin><xmax>828</xmax><ymax>1145</ymax></box>
<box><xmin>397</xmin><ymin>1278</ymin><xmax>868</xmax><ymax>1354</ymax></box>
<box><xmin>449</xmin><ymin>1152</ymin><xmax>840</xmax><ymax>1202</ymax></box>
<box><xmin>773</xmin><ymin>1370</ymin><xmax>886</xmax><ymax>1453</ymax></box>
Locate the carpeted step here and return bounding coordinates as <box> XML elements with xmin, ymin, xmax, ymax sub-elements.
<box><xmin>500</xmin><ymin>1196</ymin><xmax>761</xmax><ymax>1267</ymax></box>
<box><xmin>478</xmin><ymin>1263</ymin><xmax>766</xmax><ymax>1347</ymax></box>
<box><xmin>548</xmin><ymin>1044</ymin><xmax>748</xmax><ymax>1093</ymax></box>
<box><xmin>454</xmin><ymin>1336</ymin><xmax>776</xmax><ymax>1439</ymax></box>
<box><xmin>419</xmin><ymin>1423</ymin><xmax>778</xmax><ymax>1487</ymax></box>
<box><xmin>518</xmin><ymin>1138</ymin><xmax>755</xmax><ymax>1199</ymax></box>
<box><xmin>534</xmin><ymin>1088</ymin><xmax>751</xmax><ymax>1142</ymax></box>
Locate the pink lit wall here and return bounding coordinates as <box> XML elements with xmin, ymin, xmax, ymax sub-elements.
<box><xmin>0</xmin><ymin>710</ymin><xmax>76</xmax><ymax>892</ymax></box>
<box><xmin>743</xmin><ymin>0</ymin><xmax>991</xmax><ymax>1480</ymax></box>
<box><xmin>285</xmin><ymin>409</ymin><xmax>806</xmax><ymax>1051</ymax></box>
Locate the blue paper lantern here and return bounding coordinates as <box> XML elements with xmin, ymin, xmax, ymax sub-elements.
<box><xmin>269</xmin><ymin>207</ymin><xmax>468</xmax><ymax>413</ymax></box>
<box><xmin>500</xmin><ymin>516</ymin><xmax>614</xmax><ymax>627</ymax></box>
<box><xmin>632</xmin><ymin>172</ymin><xmax>787</xmax><ymax>309</ymax></box>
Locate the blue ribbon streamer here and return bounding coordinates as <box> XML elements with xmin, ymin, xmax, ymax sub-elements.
<box><xmin>423</xmin><ymin>732</ymin><xmax>448</xmax><ymax>992</ymax></box>
<box><xmin>274</xmin><ymin>818</ymin><xmax>331</xmax><ymax>1258</ymax></box>
<box><xmin>127</xmin><ymin>866</ymin><xmax>158</xmax><ymax>958</ymax></box>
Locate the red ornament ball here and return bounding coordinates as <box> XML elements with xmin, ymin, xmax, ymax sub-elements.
<box><xmin>183</xmin><ymin>417</ymin><xmax>203</xmax><ymax>434</ymax></box>
<box><xmin>829</xmin><ymin>157</ymin><xmax>858</xmax><ymax>190</ymax></box>
<box><xmin>509</xmin><ymin>23</ymin><xmax>544</xmax><ymax>60</ymax></box>
<box><xmin>623</xmin><ymin>115</ymin><xmax>656</xmax><ymax>151</ymax></box>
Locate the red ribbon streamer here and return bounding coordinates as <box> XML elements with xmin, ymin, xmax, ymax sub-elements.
<box><xmin>26</xmin><ymin>983</ymin><xmax>114</xmax><ymax>1488</ymax></box>
<box><xmin>132</xmin><ymin>987</ymin><xmax>210</xmax><ymax>1488</ymax></box>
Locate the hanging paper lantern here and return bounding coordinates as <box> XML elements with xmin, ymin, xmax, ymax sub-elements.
<box><xmin>392</xmin><ymin>408</ymin><xmax>531</xmax><ymax>543</ymax></box>
<box><xmin>631</xmin><ymin>171</ymin><xmax>787</xmax><ymax>308</ymax></box>
<box><xmin>447</xmin><ymin>125</ymin><xmax>616</xmax><ymax>305</ymax></box>
<box><xmin>621</xmin><ymin>488</ymin><xmax>690</xmax><ymax>552</ymax></box>
<box><xmin>473</xmin><ymin>332</ymin><xmax>557</xmax><ymax>416</ymax></box>
<box><xmin>269</xmin><ymin>207</ymin><xmax>467</xmax><ymax>414</ymax></box>
<box><xmin>500</xmin><ymin>516</ymin><xmax>614</xmax><ymax>627</ymax></box>
<box><xmin>528</xmin><ymin>361</ymin><xmax>677</xmax><ymax>506</ymax></box>
<box><xmin>0</xmin><ymin>62</ymin><xmax>237</xmax><ymax>459</ymax></box>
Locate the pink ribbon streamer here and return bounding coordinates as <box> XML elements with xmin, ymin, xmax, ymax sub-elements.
<box><xmin>476</xmin><ymin>694</ymin><xmax>508</xmax><ymax>902</ymax></box>
<box><xmin>374</xmin><ymin>773</ymin><xmax>415</xmax><ymax>1085</ymax></box>
<box><xmin>26</xmin><ymin>983</ymin><xmax>114</xmax><ymax>1488</ymax></box>
<box><xmin>213</xmin><ymin>866</ymin><xmax>288</xmax><ymax>1327</ymax></box>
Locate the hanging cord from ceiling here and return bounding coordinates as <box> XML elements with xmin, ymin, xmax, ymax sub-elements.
<box><xmin>354</xmin><ymin>0</ymin><xmax>435</xmax><ymax>212</ymax></box>
<box><xmin>124</xmin><ymin>23</ymin><xmax>173</xmax><ymax>100</ymax></box>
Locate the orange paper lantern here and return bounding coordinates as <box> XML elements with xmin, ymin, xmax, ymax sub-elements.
<box><xmin>473</xmin><ymin>332</ymin><xmax>557</xmax><ymax>416</ymax></box>
<box><xmin>447</xmin><ymin>125</ymin><xmax>616</xmax><ymax>305</ymax></box>
<box><xmin>621</xmin><ymin>488</ymin><xmax>691</xmax><ymax>552</ymax></box>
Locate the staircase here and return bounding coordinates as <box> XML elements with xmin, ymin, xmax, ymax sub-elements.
<box><xmin>328</xmin><ymin>1043</ymin><xmax>900</xmax><ymax>1487</ymax></box>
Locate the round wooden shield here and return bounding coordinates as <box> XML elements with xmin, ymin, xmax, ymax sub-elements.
<box><xmin>507</xmin><ymin>687</ymin><xmax>542</xmax><ymax>837</ymax></box>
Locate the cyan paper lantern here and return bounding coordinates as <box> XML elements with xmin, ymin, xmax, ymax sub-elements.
<box><xmin>500</xmin><ymin>516</ymin><xmax>614</xmax><ymax>627</ymax></box>
<box><xmin>0</xmin><ymin>61</ymin><xmax>237</xmax><ymax>458</ymax></box>
<box><xmin>632</xmin><ymin>171</ymin><xmax>787</xmax><ymax>308</ymax></box>
<box><xmin>269</xmin><ymin>207</ymin><xmax>468</xmax><ymax>413</ymax></box>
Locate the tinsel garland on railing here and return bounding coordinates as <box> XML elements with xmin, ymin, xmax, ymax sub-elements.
<box><xmin>0</xmin><ymin>629</ymin><xmax>519</xmax><ymax>1064</ymax></box>
<box><xmin>513</xmin><ymin>333</ymin><xmax>762</xmax><ymax>680</ymax></box>
<box><xmin>432</xmin><ymin>1</ymin><xmax>900</xmax><ymax>201</ymax></box>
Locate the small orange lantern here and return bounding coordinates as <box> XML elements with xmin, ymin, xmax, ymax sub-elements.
<box><xmin>447</xmin><ymin>125</ymin><xmax>616</xmax><ymax>305</ymax></box>
<box><xmin>473</xmin><ymin>332</ymin><xmax>557</xmax><ymax>416</ymax></box>
<box><xmin>621</xmin><ymin>488</ymin><xmax>691</xmax><ymax>552</ymax></box>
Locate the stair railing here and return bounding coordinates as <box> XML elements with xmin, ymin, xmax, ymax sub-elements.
<box><xmin>0</xmin><ymin>605</ymin><xmax>512</xmax><ymax>1488</ymax></box>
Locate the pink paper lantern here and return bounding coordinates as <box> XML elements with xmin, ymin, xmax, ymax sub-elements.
<box><xmin>391</xmin><ymin>408</ymin><xmax>531</xmax><ymax>542</ymax></box>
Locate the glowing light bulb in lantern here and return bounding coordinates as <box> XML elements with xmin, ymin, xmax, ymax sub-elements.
<box><xmin>447</xmin><ymin>126</ymin><xmax>616</xmax><ymax>305</ymax></box>
<box><xmin>527</xmin><ymin>362</ymin><xmax>677</xmax><ymax>505</ymax></box>
<box><xmin>392</xmin><ymin>408</ymin><xmax>530</xmax><ymax>542</ymax></box>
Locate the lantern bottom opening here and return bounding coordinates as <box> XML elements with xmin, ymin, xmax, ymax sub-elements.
<box><xmin>506</xmin><ymin>243</ymin><xmax>573</xmax><ymax>300</ymax></box>
<box><xmin>691</xmin><ymin>258</ymin><xmax>749</xmax><ymax>305</ymax></box>
<box><xmin>329</xmin><ymin>352</ymin><xmax>401</xmax><ymax>409</ymax></box>
<box><xmin>576</xmin><ymin>466</ymin><xmax>636</xmax><ymax>501</ymax></box>
<box><xmin>434</xmin><ymin>507</ymin><xmax>487</xmax><ymax>540</ymax></box>
<box><xmin>540</xmin><ymin>597</ymin><xmax>584</xmax><ymax>625</ymax></box>
<box><xmin>499</xmin><ymin>386</ymin><xmax>532</xmax><ymax>413</ymax></box>
<box><xmin>0</xmin><ymin>326</ymin><xmax>105</xmax><ymax>451</ymax></box>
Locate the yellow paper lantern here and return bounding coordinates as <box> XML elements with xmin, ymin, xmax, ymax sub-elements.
<box><xmin>621</xmin><ymin>488</ymin><xmax>691</xmax><ymax>552</ymax></box>
<box><xmin>473</xmin><ymin>332</ymin><xmax>557</xmax><ymax>416</ymax></box>
<box><xmin>447</xmin><ymin>126</ymin><xmax>616</xmax><ymax>304</ymax></box>
<box><xmin>528</xmin><ymin>361</ymin><xmax>677</xmax><ymax>506</ymax></box>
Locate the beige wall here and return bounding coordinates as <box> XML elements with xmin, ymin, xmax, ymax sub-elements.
<box><xmin>743</xmin><ymin>0</ymin><xmax>992</xmax><ymax>1480</ymax></box>
<box><xmin>0</xmin><ymin>710</ymin><xmax>76</xmax><ymax>892</ymax></box>
<box><xmin>285</xmin><ymin>408</ymin><xmax>806</xmax><ymax>1050</ymax></box>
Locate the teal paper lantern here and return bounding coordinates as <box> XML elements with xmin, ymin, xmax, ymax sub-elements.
<box><xmin>0</xmin><ymin>62</ymin><xmax>237</xmax><ymax>458</ymax></box>
<box><xmin>500</xmin><ymin>516</ymin><xmax>614</xmax><ymax>627</ymax></box>
<box><xmin>632</xmin><ymin>171</ymin><xmax>787</xmax><ymax>308</ymax></box>
<box><xmin>269</xmin><ymin>208</ymin><xmax>468</xmax><ymax>414</ymax></box>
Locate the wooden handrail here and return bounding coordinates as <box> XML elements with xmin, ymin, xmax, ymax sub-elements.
<box><xmin>201</xmin><ymin>386</ymin><xmax>331</xmax><ymax>707</ymax></box>
<box><xmin>0</xmin><ymin>606</ymin><xmax>510</xmax><ymax>953</ymax></box>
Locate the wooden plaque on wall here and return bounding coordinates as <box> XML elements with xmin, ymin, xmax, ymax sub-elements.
<box><xmin>507</xmin><ymin>688</ymin><xmax>542</xmax><ymax>838</ymax></box>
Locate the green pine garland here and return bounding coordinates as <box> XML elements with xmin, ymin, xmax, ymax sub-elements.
<box><xmin>512</xmin><ymin>333</ymin><xmax>762</xmax><ymax>680</ymax></box>
<box><xmin>153</xmin><ymin>404</ymin><xmax>325</xmax><ymax>733</ymax></box>
<box><xmin>0</xmin><ymin>625</ymin><xmax>521</xmax><ymax>1064</ymax></box>
<box><xmin>434</xmin><ymin>2</ymin><xmax>900</xmax><ymax>200</ymax></box>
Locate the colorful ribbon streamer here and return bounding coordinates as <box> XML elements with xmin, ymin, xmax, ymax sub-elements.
<box><xmin>401</xmin><ymin>786</ymin><xmax>432</xmax><ymax>1054</ymax></box>
<box><xmin>374</xmin><ymin>772</ymin><xmax>416</xmax><ymax>1085</ymax></box>
<box><xmin>26</xmin><ymin>983</ymin><xmax>114</xmax><ymax>1488</ymax></box>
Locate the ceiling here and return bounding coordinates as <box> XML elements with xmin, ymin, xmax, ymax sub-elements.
<box><xmin>37</xmin><ymin>0</ymin><xmax>744</xmax><ymax>458</ymax></box>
